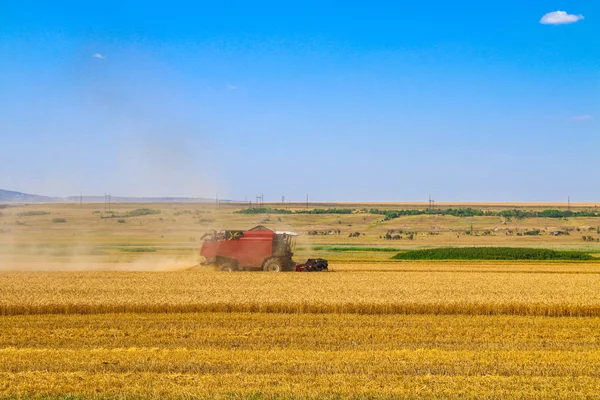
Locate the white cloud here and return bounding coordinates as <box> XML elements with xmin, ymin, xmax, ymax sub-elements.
<box><xmin>91</xmin><ymin>53</ymin><xmax>105</xmax><ymax>59</ymax></box>
<box><xmin>226</xmin><ymin>83</ymin><xmax>238</xmax><ymax>90</ymax></box>
<box><xmin>571</xmin><ymin>115</ymin><xmax>593</xmax><ymax>121</ymax></box>
<box><xmin>540</xmin><ymin>11</ymin><xmax>584</xmax><ymax>25</ymax></box>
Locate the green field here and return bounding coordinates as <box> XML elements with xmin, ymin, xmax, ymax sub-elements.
<box><xmin>393</xmin><ymin>247</ymin><xmax>594</xmax><ymax>260</ymax></box>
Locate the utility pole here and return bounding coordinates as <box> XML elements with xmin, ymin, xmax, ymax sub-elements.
<box><xmin>428</xmin><ymin>195</ymin><xmax>435</xmax><ymax>211</ymax></box>
<box><xmin>568</xmin><ymin>196</ymin><xmax>571</xmax><ymax>211</ymax></box>
<box><xmin>306</xmin><ymin>193</ymin><xmax>309</xmax><ymax>209</ymax></box>
<box><xmin>282</xmin><ymin>196</ymin><xmax>285</xmax><ymax>204</ymax></box>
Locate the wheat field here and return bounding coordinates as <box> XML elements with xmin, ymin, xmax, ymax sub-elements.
<box><xmin>3</xmin><ymin>312</ymin><xmax>600</xmax><ymax>398</ymax></box>
<box><xmin>3</xmin><ymin>265</ymin><xmax>600</xmax><ymax>397</ymax></box>
<box><xmin>3</xmin><ymin>265</ymin><xmax>600</xmax><ymax>317</ymax></box>
<box><xmin>2</xmin><ymin>202</ymin><xmax>600</xmax><ymax>398</ymax></box>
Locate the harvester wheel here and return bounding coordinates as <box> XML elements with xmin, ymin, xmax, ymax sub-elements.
<box><xmin>263</xmin><ymin>258</ymin><xmax>282</xmax><ymax>272</ymax></box>
<box><xmin>219</xmin><ymin>260</ymin><xmax>238</xmax><ymax>272</ymax></box>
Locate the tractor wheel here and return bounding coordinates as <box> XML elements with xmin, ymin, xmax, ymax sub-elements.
<box><xmin>219</xmin><ymin>260</ymin><xmax>238</xmax><ymax>272</ymax></box>
<box><xmin>263</xmin><ymin>258</ymin><xmax>283</xmax><ymax>272</ymax></box>
<box><xmin>286</xmin><ymin>259</ymin><xmax>297</xmax><ymax>271</ymax></box>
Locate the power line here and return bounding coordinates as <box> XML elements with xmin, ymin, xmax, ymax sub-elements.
<box><xmin>104</xmin><ymin>193</ymin><xmax>111</xmax><ymax>212</ymax></box>
<box><xmin>256</xmin><ymin>194</ymin><xmax>264</xmax><ymax>207</ymax></box>
<box><xmin>428</xmin><ymin>194</ymin><xmax>435</xmax><ymax>210</ymax></box>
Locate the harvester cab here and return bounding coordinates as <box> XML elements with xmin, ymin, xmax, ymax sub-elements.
<box><xmin>200</xmin><ymin>225</ymin><xmax>327</xmax><ymax>272</ymax></box>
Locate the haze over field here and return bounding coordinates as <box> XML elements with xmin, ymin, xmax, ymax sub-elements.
<box><xmin>1</xmin><ymin>1</ymin><xmax>598</xmax><ymax>202</ymax></box>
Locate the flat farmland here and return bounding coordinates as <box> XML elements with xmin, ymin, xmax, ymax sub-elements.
<box><xmin>3</xmin><ymin>312</ymin><xmax>600</xmax><ymax>399</ymax></box>
<box><xmin>2</xmin><ymin>202</ymin><xmax>600</xmax><ymax>398</ymax></box>
<box><xmin>3</xmin><ymin>266</ymin><xmax>600</xmax><ymax>317</ymax></box>
<box><xmin>1</xmin><ymin>202</ymin><xmax>600</xmax><ymax>271</ymax></box>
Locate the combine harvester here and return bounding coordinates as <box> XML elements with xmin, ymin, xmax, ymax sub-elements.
<box><xmin>200</xmin><ymin>225</ymin><xmax>328</xmax><ymax>272</ymax></box>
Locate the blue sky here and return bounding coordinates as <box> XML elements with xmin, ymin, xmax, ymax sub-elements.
<box><xmin>0</xmin><ymin>1</ymin><xmax>598</xmax><ymax>201</ymax></box>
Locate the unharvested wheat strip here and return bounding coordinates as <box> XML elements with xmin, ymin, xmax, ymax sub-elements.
<box><xmin>4</xmin><ymin>301</ymin><xmax>600</xmax><ymax>317</ymax></box>
<box><xmin>4</xmin><ymin>270</ymin><xmax>600</xmax><ymax>317</ymax></box>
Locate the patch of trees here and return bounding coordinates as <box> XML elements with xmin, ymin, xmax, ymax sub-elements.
<box><xmin>236</xmin><ymin>207</ymin><xmax>352</xmax><ymax>215</ymax></box>
<box><xmin>371</xmin><ymin>208</ymin><xmax>600</xmax><ymax>221</ymax></box>
<box><xmin>582</xmin><ymin>236</ymin><xmax>599</xmax><ymax>242</ymax></box>
<box><xmin>235</xmin><ymin>207</ymin><xmax>292</xmax><ymax>215</ymax></box>
<box><xmin>307</xmin><ymin>230</ymin><xmax>341</xmax><ymax>235</ymax></box>
<box><xmin>101</xmin><ymin>208</ymin><xmax>161</xmax><ymax>219</ymax></box>
<box><xmin>381</xmin><ymin>229</ymin><xmax>415</xmax><ymax>240</ymax></box>
<box><xmin>523</xmin><ymin>230</ymin><xmax>541</xmax><ymax>236</ymax></box>
<box><xmin>17</xmin><ymin>211</ymin><xmax>50</xmax><ymax>217</ymax></box>
<box><xmin>295</xmin><ymin>208</ymin><xmax>353</xmax><ymax>215</ymax></box>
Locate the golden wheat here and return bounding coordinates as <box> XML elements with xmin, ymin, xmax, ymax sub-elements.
<box><xmin>2</xmin><ymin>313</ymin><xmax>600</xmax><ymax>398</ymax></box>
<box><xmin>5</xmin><ymin>313</ymin><xmax>600</xmax><ymax>351</ymax></box>
<box><xmin>3</xmin><ymin>267</ymin><xmax>600</xmax><ymax>316</ymax></box>
<box><xmin>2</xmin><ymin>202</ymin><xmax>600</xmax><ymax>398</ymax></box>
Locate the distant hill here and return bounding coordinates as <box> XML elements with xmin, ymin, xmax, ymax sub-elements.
<box><xmin>0</xmin><ymin>189</ymin><xmax>58</xmax><ymax>203</ymax></box>
<box><xmin>0</xmin><ymin>189</ymin><xmax>217</xmax><ymax>203</ymax></box>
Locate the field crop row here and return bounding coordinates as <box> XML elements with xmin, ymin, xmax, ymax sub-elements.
<box><xmin>3</xmin><ymin>313</ymin><xmax>600</xmax><ymax>351</ymax></box>
<box><xmin>5</xmin><ymin>347</ymin><xmax>600</xmax><ymax>376</ymax></box>
<box><xmin>5</xmin><ymin>372</ymin><xmax>600</xmax><ymax>399</ymax></box>
<box><xmin>2</xmin><ymin>313</ymin><xmax>600</xmax><ymax>398</ymax></box>
<box><xmin>3</xmin><ymin>266</ymin><xmax>600</xmax><ymax>317</ymax></box>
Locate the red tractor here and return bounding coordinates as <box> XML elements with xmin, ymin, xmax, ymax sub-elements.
<box><xmin>200</xmin><ymin>225</ymin><xmax>327</xmax><ymax>272</ymax></box>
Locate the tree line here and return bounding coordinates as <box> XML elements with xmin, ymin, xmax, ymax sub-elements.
<box><xmin>236</xmin><ymin>206</ymin><xmax>599</xmax><ymax>220</ymax></box>
<box><xmin>370</xmin><ymin>208</ymin><xmax>600</xmax><ymax>221</ymax></box>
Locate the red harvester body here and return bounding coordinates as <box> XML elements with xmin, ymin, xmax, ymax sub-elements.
<box><xmin>201</xmin><ymin>225</ymin><xmax>296</xmax><ymax>271</ymax></box>
<box><xmin>200</xmin><ymin>225</ymin><xmax>327</xmax><ymax>272</ymax></box>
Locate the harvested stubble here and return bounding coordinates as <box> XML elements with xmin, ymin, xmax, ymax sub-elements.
<box><xmin>2</xmin><ymin>313</ymin><xmax>600</xmax><ymax>398</ymax></box>
<box><xmin>3</xmin><ymin>263</ymin><xmax>600</xmax><ymax>317</ymax></box>
<box><xmin>5</xmin><ymin>373</ymin><xmax>600</xmax><ymax>399</ymax></box>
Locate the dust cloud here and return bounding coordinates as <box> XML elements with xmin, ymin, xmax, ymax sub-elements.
<box><xmin>0</xmin><ymin>242</ymin><xmax>200</xmax><ymax>272</ymax></box>
<box><xmin>0</xmin><ymin>201</ymin><xmax>320</xmax><ymax>272</ymax></box>
<box><xmin>0</xmin><ymin>205</ymin><xmax>206</xmax><ymax>272</ymax></box>
<box><xmin>1</xmin><ymin>51</ymin><xmax>231</xmax><ymax>271</ymax></box>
